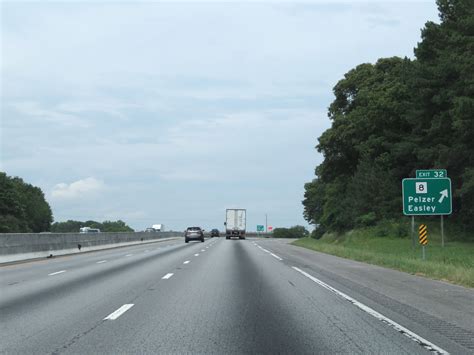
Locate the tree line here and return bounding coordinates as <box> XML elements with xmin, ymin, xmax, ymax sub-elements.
<box><xmin>272</xmin><ymin>226</ymin><xmax>309</xmax><ymax>239</ymax></box>
<box><xmin>0</xmin><ymin>172</ymin><xmax>134</xmax><ymax>233</ymax></box>
<box><xmin>51</xmin><ymin>220</ymin><xmax>134</xmax><ymax>233</ymax></box>
<box><xmin>303</xmin><ymin>0</ymin><xmax>474</xmax><ymax>237</ymax></box>
<box><xmin>0</xmin><ymin>172</ymin><xmax>53</xmax><ymax>233</ymax></box>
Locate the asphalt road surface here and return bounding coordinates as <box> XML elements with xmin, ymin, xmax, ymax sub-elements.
<box><xmin>1</xmin><ymin>237</ymin><xmax>473</xmax><ymax>354</ymax></box>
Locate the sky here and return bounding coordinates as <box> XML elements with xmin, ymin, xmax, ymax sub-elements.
<box><xmin>1</xmin><ymin>1</ymin><xmax>439</xmax><ymax>232</ymax></box>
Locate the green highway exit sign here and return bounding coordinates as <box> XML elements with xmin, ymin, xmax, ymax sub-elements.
<box><xmin>257</xmin><ymin>225</ymin><xmax>264</xmax><ymax>232</ymax></box>
<box><xmin>416</xmin><ymin>169</ymin><xmax>447</xmax><ymax>179</ymax></box>
<box><xmin>402</xmin><ymin>178</ymin><xmax>452</xmax><ymax>215</ymax></box>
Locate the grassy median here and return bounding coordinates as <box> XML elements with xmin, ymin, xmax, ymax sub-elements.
<box><xmin>292</xmin><ymin>228</ymin><xmax>474</xmax><ymax>288</ymax></box>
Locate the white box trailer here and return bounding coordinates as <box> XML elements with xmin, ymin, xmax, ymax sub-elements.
<box><xmin>225</xmin><ymin>209</ymin><xmax>246</xmax><ymax>239</ymax></box>
<box><xmin>152</xmin><ymin>224</ymin><xmax>164</xmax><ymax>231</ymax></box>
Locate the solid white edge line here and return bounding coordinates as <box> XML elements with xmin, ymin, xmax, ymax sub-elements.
<box><xmin>183</xmin><ymin>260</ymin><xmax>190</xmax><ymax>264</ymax></box>
<box><xmin>48</xmin><ymin>270</ymin><xmax>66</xmax><ymax>276</ymax></box>
<box><xmin>270</xmin><ymin>253</ymin><xmax>283</xmax><ymax>261</ymax></box>
<box><xmin>291</xmin><ymin>267</ymin><xmax>449</xmax><ymax>355</ymax></box>
<box><xmin>104</xmin><ymin>304</ymin><xmax>134</xmax><ymax>320</ymax></box>
<box><xmin>162</xmin><ymin>273</ymin><xmax>174</xmax><ymax>279</ymax></box>
<box><xmin>96</xmin><ymin>260</ymin><xmax>107</xmax><ymax>264</ymax></box>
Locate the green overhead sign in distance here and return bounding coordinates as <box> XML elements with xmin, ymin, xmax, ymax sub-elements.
<box><xmin>402</xmin><ymin>178</ymin><xmax>452</xmax><ymax>215</ymax></box>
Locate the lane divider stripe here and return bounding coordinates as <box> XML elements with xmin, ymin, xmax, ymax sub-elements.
<box><xmin>48</xmin><ymin>270</ymin><xmax>66</xmax><ymax>276</ymax></box>
<box><xmin>270</xmin><ymin>253</ymin><xmax>283</xmax><ymax>261</ymax></box>
<box><xmin>96</xmin><ymin>260</ymin><xmax>107</xmax><ymax>264</ymax></box>
<box><xmin>183</xmin><ymin>261</ymin><xmax>190</xmax><ymax>264</ymax></box>
<box><xmin>291</xmin><ymin>267</ymin><xmax>448</xmax><ymax>355</ymax></box>
<box><xmin>104</xmin><ymin>304</ymin><xmax>134</xmax><ymax>320</ymax></box>
<box><xmin>162</xmin><ymin>273</ymin><xmax>174</xmax><ymax>279</ymax></box>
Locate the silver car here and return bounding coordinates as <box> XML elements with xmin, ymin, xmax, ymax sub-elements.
<box><xmin>184</xmin><ymin>227</ymin><xmax>204</xmax><ymax>243</ymax></box>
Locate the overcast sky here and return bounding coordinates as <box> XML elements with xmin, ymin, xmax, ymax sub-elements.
<box><xmin>1</xmin><ymin>1</ymin><xmax>439</xmax><ymax>232</ymax></box>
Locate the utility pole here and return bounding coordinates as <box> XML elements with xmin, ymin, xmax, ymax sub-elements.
<box><xmin>265</xmin><ymin>214</ymin><xmax>268</xmax><ymax>235</ymax></box>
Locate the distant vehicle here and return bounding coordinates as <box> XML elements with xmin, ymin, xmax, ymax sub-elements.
<box><xmin>152</xmin><ymin>224</ymin><xmax>164</xmax><ymax>231</ymax></box>
<box><xmin>145</xmin><ymin>227</ymin><xmax>155</xmax><ymax>232</ymax></box>
<box><xmin>79</xmin><ymin>227</ymin><xmax>100</xmax><ymax>233</ymax></box>
<box><xmin>184</xmin><ymin>227</ymin><xmax>204</xmax><ymax>243</ymax></box>
<box><xmin>225</xmin><ymin>209</ymin><xmax>246</xmax><ymax>240</ymax></box>
<box><xmin>210</xmin><ymin>229</ymin><xmax>220</xmax><ymax>237</ymax></box>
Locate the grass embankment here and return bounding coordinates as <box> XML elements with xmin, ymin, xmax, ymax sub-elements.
<box><xmin>292</xmin><ymin>227</ymin><xmax>474</xmax><ymax>288</ymax></box>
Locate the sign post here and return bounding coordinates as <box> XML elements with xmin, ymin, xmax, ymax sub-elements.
<box><xmin>419</xmin><ymin>224</ymin><xmax>428</xmax><ymax>259</ymax></box>
<box><xmin>257</xmin><ymin>225</ymin><xmax>264</xmax><ymax>234</ymax></box>
<box><xmin>441</xmin><ymin>215</ymin><xmax>445</xmax><ymax>248</ymax></box>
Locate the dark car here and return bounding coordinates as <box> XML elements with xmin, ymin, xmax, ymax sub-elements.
<box><xmin>184</xmin><ymin>226</ymin><xmax>204</xmax><ymax>243</ymax></box>
<box><xmin>210</xmin><ymin>229</ymin><xmax>220</xmax><ymax>237</ymax></box>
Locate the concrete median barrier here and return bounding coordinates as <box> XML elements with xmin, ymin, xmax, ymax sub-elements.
<box><xmin>0</xmin><ymin>231</ymin><xmax>183</xmax><ymax>264</ymax></box>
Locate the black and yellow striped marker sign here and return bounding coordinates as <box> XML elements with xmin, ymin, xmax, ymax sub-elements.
<box><xmin>419</xmin><ymin>224</ymin><xmax>428</xmax><ymax>245</ymax></box>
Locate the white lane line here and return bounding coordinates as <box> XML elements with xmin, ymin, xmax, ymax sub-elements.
<box><xmin>270</xmin><ymin>253</ymin><xmax>283</xmax><ymax>261</ymax></box>
<box><xmin>104</xmin><ymin>304</ymin><xmax>134</xmax><ymax>320</ymax></box>
<box><xmin>291</xmin><ymin>267</ymin><xmax>449</xmax><ymax>355</ymax></box>
<box><xmin>125</xmin><ymin>254</ymin><xmax>133</xmax><ymax>257</ymax></box>
<box><xmin>162</xmin><ymin>273</ymin><xmax>174</xmax><ymax>279</ymax></box>
<box><xmin>48</xmin><ymin>270</ymin><xmax>66</xmax><ymax>276</ymax></box>
<box><xmin>201</xmin><ymin>249</ymin><xmax>205</xmax><ymax>252</ymax></box>
<box><xmin>183</xmin><ymin>260</ymin><xmax>190</xmax><ymax>264</ymax></box>
<box><xmin>96</xmin><ymin>260</ymin><xmax>107</xmax><ymax>264</ymax></box>
<box><xmin>194</xmin><ymin>253</ymin><xmax>199</xmax><ymax>256</ymax></box>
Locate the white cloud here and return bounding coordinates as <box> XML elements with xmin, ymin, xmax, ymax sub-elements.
<box><xmin>9</xmin><ymin>101</ymin><xmax>91</xmax><ymax>128</ymax></box>
<box><xmin>1</xmin><ymin>1</ymin><xmax>440</xmax><ymax>231</ymax></box>
<box><xmin>51</xmin><ymin>177</ymin><xmax>105</xmax><ymax>199</ymax></box>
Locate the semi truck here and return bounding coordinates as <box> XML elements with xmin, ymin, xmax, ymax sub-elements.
<box><xmin>152</xmin><ymin>224</ymin><xmax>164</xmax><ymax>231</ymax></box>
<box><xmin>225</xmin><ymin>209</ymin><xmax>246</xmax><ymax>239</ymax></box>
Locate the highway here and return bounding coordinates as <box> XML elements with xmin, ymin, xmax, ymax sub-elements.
<box><xmin>1</xmin><ymin>237</ymin><xmax>473</xmax><ymax>354</ymax></box>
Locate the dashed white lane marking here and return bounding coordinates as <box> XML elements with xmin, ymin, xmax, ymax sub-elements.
<box><xmin>201</xmin><ymin>249</ymin><xmax>205</xmax><ymax>252</ymax></box>
<box><xmin>125</xmin><ymin>254</ymin><xmax>133</xmax><ymax>257</ymax></box>
<box><xmin>104</xmin><ymin>304</ymin><xmax>134</xmax><ymax>320</ymax></box>
<box><xmin>162</xmin><ymin>273</ymin><xmax>174</xmax><ymax>279</ymax></box>
<box><xmin>291</xmin><ymin>267</ymin><xmax>448</xmax><ymax>355</ymax></box>
<box><xmin>194</xmin><ymin>253</ymin><xmax>199</xmax><ymax>256</ymax></box>
<box><xmin>96</xmin><ymin>260</ymin><xmax>107</xmax><ymax>264</ymax></box>
<box><xmin>48</xmin><ymin>270</ymin><xmax>66</xmax><ymax>276</ymax></box>
<box><xmin>256</xmin><ymin>244</ymin><xmax>282</xmax><ymax>260</ymax></box>
<box><xmin>183</xmin><ymin>260</ymin><xmax>190</xmax><ymax>264</ymax></box>
<box><xmin>270</xmin><ymin>253</ymin><xmax>283</xmax><ymax>261</ymax></box>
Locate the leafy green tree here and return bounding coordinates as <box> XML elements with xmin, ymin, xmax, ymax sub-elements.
<box><xmin>11</xmin><ymin>177</ymin><xmax>53</xmax><ymax>232</ymax></box>
<box><xmin>303</xmin><ymin>1</ymin><xmax>474</xmax><ymax>235</ymax></box>
<box><xmin>0</xmin><ymin>172</ymin><xmax>52</xmax><ymax>232</ymax></box>
<box><xmin>51</xmin><ymin>220</ymin><xmax>84</xmax><ymax>233</ymax></box>
<box><xmin>412</xmin><ymin>0</ymin><xmax>474</xmax><ymax>226</ymax></box>
<box><xmin>101</xmin><ymin>220</ymin><xmax>134</xmax><ymax>232</ymax></box>
<box><xmin>0</xmin><ymin>173</ymin><xmax>27</xmax><ymax>232</ymax></box>
<box><xmin>273</xmin><ymin>225</ymin><xmax>309</xmax><ymax>238</ymax></box>
<box><xmin>51</xmin><ymin>219</ymin><xmax>134</xmax><ymax>232</ymax></box>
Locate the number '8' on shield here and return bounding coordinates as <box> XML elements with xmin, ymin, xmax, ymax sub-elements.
<box><xmin>416</xmin><ymin>182</ymin><xmax>428</xmax><ymax>194</ymax></box>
